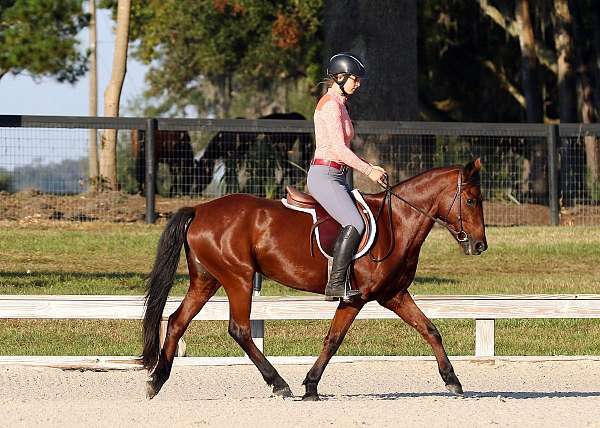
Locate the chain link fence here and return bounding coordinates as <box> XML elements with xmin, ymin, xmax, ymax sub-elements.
<box><xmin>0</xmin><ymin>118</ymin><xmax>141</xmax><ymax>222</ymax></box>
<box><xmin>1</xmin><ymin>116</ymin><xmax>599</xmax><ymax>225</ymax></box>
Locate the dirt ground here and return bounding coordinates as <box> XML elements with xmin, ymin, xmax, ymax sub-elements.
<box><xmin>0</xmin><ymin>190</ymin><xmax>198</xmax><ymax>223</ymax></box>
<box><xmin>1</xmin><ymin>190</ymin><xmax>600</xmax><ymax>225</ymax></box>
<box><xmin>1</xmin><ymin>359</ymin><xmax>599</xmax><ymax>427</ymax></box>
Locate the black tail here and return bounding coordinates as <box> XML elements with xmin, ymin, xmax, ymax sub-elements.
<box><xmin>142</xmin><ymin>206</ymin><xmax>196</xmax><ymax>369</ymax></box>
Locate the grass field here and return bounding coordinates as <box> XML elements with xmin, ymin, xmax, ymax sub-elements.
<box><xmin>1</xmin><ymin>221</ymin><xmax>599</xmax><ymax>356</ymax></box>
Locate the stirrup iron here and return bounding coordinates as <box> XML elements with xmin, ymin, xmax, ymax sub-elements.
<box><xmin>324</xmin><ymin>269</ymin><xmax>361</xmax><ymax>300</ymax></box>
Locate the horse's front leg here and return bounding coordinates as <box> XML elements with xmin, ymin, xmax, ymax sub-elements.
<box><xmin>379</xmin><ymin>291</ymin><xmax>463</xmax><ymax>395</ymax></box>
<box><xmin>302</xmin><ymin>300</ymin><xmax>364</xmax><ymax>401</ymax></box>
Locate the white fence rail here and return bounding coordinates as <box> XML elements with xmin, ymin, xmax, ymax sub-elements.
<box><xmin>1</xmin><ymin>294</ymin><xmax>600</xmax><ymax>364</ymax></box>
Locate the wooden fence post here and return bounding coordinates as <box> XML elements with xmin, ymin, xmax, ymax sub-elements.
<box><xmin>145</xmin><ymin>118</ymin><xmax>157</xmax><ymax>224</ymax></box>
<box><xmin>475</xmin><ymin>319</ymin><xmax>495</xmax><ymax>357</ymax></box>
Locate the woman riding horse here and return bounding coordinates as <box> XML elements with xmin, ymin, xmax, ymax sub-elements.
<box><xmin>142</xmin><ymin>156</ymin><xmax>488</xmax><ymax>401</ymax></box>
<box><xmin>308</xmin><ymin>52</ymin><xmax>387</xmax><ymax>298</ymax></box>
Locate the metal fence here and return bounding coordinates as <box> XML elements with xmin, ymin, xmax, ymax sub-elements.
<box><xmin>1</xmin><ymin>115</ymin><xmax>599</xmax><ymax>225</ymax></box>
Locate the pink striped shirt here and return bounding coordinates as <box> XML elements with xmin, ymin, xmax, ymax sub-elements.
<box><xmin>313</xmin><ymin>87</ymin><xmax>372</xmax><ymax>175</ymax></box>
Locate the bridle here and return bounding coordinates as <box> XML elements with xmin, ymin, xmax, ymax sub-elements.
<box><xmin>442</xmin><ymin>172</ymin><xmax>469</xmax><ymax>243</ymax></box>
<box><xmin>369</xmin><ymin>169</ymin><xmax>471</xmax><ymax>263</ymax></box>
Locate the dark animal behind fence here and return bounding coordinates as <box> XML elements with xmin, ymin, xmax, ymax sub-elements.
<box><xmin>132</xmin><ymin>130</ymin><xmax>195</xmax><ymax>197</ymax></box>
<box><xmin>195</xmin><ymin>112</ymin><xmax>313</xmax><ymax>197</ymax></box>
<box><xmin>195</xmin><ymin>126</ymin><xmax>258</xmax><ymax>195</ymax></box>
<box><xmin>260</xmin><ymin>112</ymin><xmax>313</xmax><ymax>196</ymax></box>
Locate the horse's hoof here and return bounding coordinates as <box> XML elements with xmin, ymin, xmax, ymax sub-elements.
<box><xmin>146</xmin><ymin>380</ymin><xmax>159</xmax><ymax>400</ymax></box>
<box><xmin>146</xmin><ymin>375</ymin><xmax>167</xmax><ymax>400</ymax></box>
<box><xmin>273</xmin><ymin>385</ymin><xmax>294</xmax><ymax>398</ymax></box>
<box><xmin>302</xmin><ymin>393</ymin><xmax>320</xmax><ymax>401</ymax></box>
<box><xmin>446</xmin><ymin>382</ymin><xmax>464</xmax><ymax>396</ymax></box>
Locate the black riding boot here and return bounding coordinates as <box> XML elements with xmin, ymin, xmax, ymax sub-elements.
<box><xmin>325</xmin><ymin>225</ymin><xmax>362</xmax><ymax>298</ymax></box>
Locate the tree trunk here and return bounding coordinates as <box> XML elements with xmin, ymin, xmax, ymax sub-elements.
<box><xmin>478</xmin><ymin>0</ymin><xmax>557</xmax><ymax>75</ymax></box>
<box><xmin>324</xmin><ymin>0</ymin><xmax>417</xmax><ymax>121</ymax></box>
<box><xmin>516</xmin><ymin>0</ymin><xmax>543</xmax><ymax>123</ymax></box>
<box><xmin>553</xmin><ymin>0</ymin><xmax>578</xmax><ymax>122</ymax></box>
<box><xmin>573</xmin><ymin>0</ymin><xmax>600</xmax><ymax>183</ymax></box>
<box><xmin>516</xmin><ymin>0</ymin><xmax>547</xmax><ymax>203</ymax></box>
<box><xmin>324</xmin><ymin>0</ymin><xmax>417</xmax><ymax>191</ymax></box>
<box><xmin>591</xmin><ymin>0</ymin><xmax>600</xmax><ymax>114</ymax></box>
<box><xmin>100</xmin><ymin>0</ymin><xmax>131</xmax><ymax>190</ymax></box>
<box><xmin>554</xmin><ymin>0</ymin><xmax>579</xmax><ymax>206</ymax></box>
<box><xmin>88</xmin><ymin>0</ymin><xmax>99</xmax><ymax>190</ymax></box>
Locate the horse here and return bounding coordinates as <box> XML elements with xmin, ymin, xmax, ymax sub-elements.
<box><xmin>194</xmin><ymin>126</ymin><xmax>258</xmax><ymax>195</ymax></box>
<box><xmin>194</xmin><ymin>112</ymin><xmax>313</xmax><ymax>197</ymax></box>
<box><xmin>259</xmin><ymin>112</ymin><xmax>313</xmax><ymax>195</ymax></box>
<box><xmin>132</xmin><ymin>130</ymin><xmax>195</xmax><ymax>196</ymax></box>
<box><xmin>142</xmin><ymin>159</ymin><xmax>487</xmax><ymax>400</ymax></box>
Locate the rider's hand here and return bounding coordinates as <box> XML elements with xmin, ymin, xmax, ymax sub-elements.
<box><xmin>367</xmin><ymin>165</ymin><xmax>388</xmax><ymax>186</ymax></box>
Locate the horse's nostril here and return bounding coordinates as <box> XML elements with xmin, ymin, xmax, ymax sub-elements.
<box><xmin>475</xmin><ymin>241</ymin><xmax>487</xmax><ymax>252</ymax></box>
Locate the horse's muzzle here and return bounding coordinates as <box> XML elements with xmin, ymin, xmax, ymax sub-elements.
<box><xmin>461</xmin><ymin>239</ymin><xmax>487</xmax><ymax>255</ymax></box>
<box><xmin>474</xmin><ymin>240</ymin><xmax>487</xmax><ymax>254</ymax></box>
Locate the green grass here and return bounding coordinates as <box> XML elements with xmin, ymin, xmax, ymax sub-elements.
<box><xmin>2</xmin><ymin>223</ymin><xmax>599</xmax><ymax>295</ymax></box>
<box><xmin>1</xmin><ymin>222</ymin><xmax>600</xmax><ymax>356</ymax></box>
<box><xmin>2</xmin><ymin>318</ymin><xmax>599</xmax><ymax>356</ymax></box>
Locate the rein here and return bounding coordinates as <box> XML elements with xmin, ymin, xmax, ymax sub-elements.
<box><xmin>369</xmin><ymin>170</ymin><xmax>469</xmax><ymax>263</ymax></box>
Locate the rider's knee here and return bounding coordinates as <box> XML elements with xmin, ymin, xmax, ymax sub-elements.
<box><xmin>350</xmin><ymin>220</ymin><xmax>365</xmax><ymax>236</ymax></box>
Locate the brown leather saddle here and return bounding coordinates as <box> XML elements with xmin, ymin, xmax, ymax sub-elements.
<box><xmin>283</xmin><ymin>186</ymin><xmax>375</xmax><ymax>258</ymax></box>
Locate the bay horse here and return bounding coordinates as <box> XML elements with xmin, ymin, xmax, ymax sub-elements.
<box><xmin>194</xmin><ymin>112</ymin><xmax>312</xmax><ymax>197</ymax></box>
<box><xmin>132</xmin><ymin>130</ymin><xmax>195</xmax><ymax>196</ymax></box>
<box><xmin>142</xmin><ymin>159</ymin><xmax>487</xmax><ymax>400</ymax></box>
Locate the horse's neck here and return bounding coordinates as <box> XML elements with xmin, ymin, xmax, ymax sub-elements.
<box><xmin>389</xmin><ymin>168</ymin><xmax>456</xmax><ymax>251</ymax></box>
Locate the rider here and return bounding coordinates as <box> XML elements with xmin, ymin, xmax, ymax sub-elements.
<box><xmin>307</xmin><ymin>52</ymin><xmax>387</xmax><ymax>298</ymax></box>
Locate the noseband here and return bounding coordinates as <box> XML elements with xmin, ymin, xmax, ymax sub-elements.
<box><xmin>370</xmin><ymin>170</ymin><xmax>470</xmax><ymax>262</ymax></box>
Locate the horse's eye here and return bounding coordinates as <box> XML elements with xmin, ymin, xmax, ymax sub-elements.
<box><xmin>466</xmin><ymin>198</ymin><xmax>476</xmax><ymax>207</ymax></box>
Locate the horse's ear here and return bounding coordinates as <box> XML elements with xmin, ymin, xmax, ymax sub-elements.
<box><xmin>462</xmin><ymin>158</ymin><xmax>482</xmax><ymax>182</ymax></box>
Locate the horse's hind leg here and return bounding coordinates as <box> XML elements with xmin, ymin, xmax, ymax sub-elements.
<box><xmin>146</xmin><ymin>258</ymin><xmax>220</xmax><ymax>399</ymax></box>
<box><xmin>224</xmin><ymin>277</ymin><xmax>293</xmax><ymax>398</ymax></box>
<box><xmin>379</xmin><ymin>291</ymin><xmax>463</xmax><ymax>395</ymax></box>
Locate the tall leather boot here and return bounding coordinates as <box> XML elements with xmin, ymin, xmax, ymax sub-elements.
<box><xmin>325</xmin><ymin>225</ymin><xmax>362</xmax><ymax>298</ymax></box>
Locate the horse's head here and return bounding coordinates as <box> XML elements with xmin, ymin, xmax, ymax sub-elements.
<box><xmin>439</xmin><ymin>159</ymin><xmax>487</xmax><ymax>255</ymax></box>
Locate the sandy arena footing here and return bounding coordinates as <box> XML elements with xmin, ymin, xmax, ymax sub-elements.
<box><xmin>1</xmin><ymin>359</ymin><xmax>599</xmax><ymax>427</ymax></box>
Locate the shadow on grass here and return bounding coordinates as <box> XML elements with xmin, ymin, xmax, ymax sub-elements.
<box><xmin>0</xmin><ymin>271</ymin><xmax>457</xmax><ymax>283</ymax></box>
<box><xmin>0</xmin><ymin>271</ymin><xmax>459</xmax><ymax>296</ymax></box>
<box><xmin>0</xmin><ymin>271</ymin><xmax>153</xmax><ymax>279</ymax></box>
<box><xmin>412</xmin><ymin>276</ymin><xmax>459</xmax><ymax>285</ymax></box>
<box><xmin>0</xmin><ymin>271</ymin><xmax>189</xmax><ymax>293</ymax></box>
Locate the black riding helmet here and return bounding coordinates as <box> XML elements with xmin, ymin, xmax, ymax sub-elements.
<box><xmin>327</xmin><ymin>52</ymin><xmax>366</xmax><ymax>96</ymax></box>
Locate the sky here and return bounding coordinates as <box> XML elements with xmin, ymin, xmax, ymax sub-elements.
<box><xmin>0</xmin><ymin>9</ymin><xmax>147</xmax><ymax>116</ymax></box>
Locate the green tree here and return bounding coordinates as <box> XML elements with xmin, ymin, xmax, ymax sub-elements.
<box><xmin>0</xmin><ymin>0</ymin><xmax>89</xmax><ymax>82</ymax></box>
<box><xmin>106</xmin><ymin>0</ymin><xmax>323</xmax><ymax>117</ymax></box>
